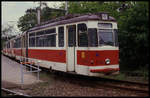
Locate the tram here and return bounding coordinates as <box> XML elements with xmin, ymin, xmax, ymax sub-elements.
<box><xmin>2</xmin><ymin>12</ymin><xmax>119</xmax><ymax>76</ymax></box>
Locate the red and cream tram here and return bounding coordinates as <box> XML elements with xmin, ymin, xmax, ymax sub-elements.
<box><xmin>2</xmin><ymin>12</ymin><xmax>119</xmax><ymax>76</ymax></box>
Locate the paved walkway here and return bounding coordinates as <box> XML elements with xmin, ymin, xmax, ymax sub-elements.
<box><xmin>2</xmin><ymin>55</ymin><xmax>42</xmax><ymax>87</ymax></box>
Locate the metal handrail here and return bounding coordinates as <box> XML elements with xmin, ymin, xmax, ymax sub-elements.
<box><xmin>20</xmin><ymin>57</ymin><xmax>41</xmax><ymax>85</ymax></box>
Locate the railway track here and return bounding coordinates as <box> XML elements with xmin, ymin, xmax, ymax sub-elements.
<box><xmin>44</xmin><ymin>70</ymin><xmax>149</xmax><ymax>94</ymax></box>
<box><xmin>94</xmin><ymin>79</ymin><xmax>148</xmax><ymax>93</ymax></box>
<box><xmin>1</xmin><ymin>88</ymin><xmax>31</xmax><ymax>97</ymax></box>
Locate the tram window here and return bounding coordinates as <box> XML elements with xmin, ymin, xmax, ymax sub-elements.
<box><xmin>36</xmin><ymin>36</ymin><xmax>44</xmax><ymax>47</ymax></box>
<box><xmin>46</xmin><ymin>35</ymin><xmax>56</xmax><ymax>47</ymax></box>
<box><xmin>98</xmin><ymin>29</ymin><xmax>114</xmax><ymax>46</ymax></box>
<box><xmin>7</xmin><ymin>42</ymin><xmax>10</xmax><ymax>48</ymax></box>
<box><xmin>68</xmin><ymin>25</ymin><xmax>76</xmax><ymax>47</ymax></box>
<box><xmin>29</xmin><ymin>33</ymin><xmax>35</xmax><ymax>47</ymax></box>
<box><xmin>78</xmin><ymin>23</ymin><xmax>88</xmax><ymax>47</ymax></box>
<box><xmin>18</xmin><ymin>38</ymin><xmax>21</xmax><ymax>48</ymax></box>
<box><xmin>14</xmin><ymin>40</ymin><xmax>16</xmax><ymax>48</ymax></box>
<box><xmin>36</xmin><ymin>31</ymin><xmax>44</xmax><ymax>35</ymax></box>
<box><xmin>88</xmin><ymin>28</ymin><xmax>98</xmax><ymax>47</ymax></box>
<box><xmin>29</xmin><ymin>37</ymin><xmax>35</xmax><ymax>47</ymax></box>
<box><xmin>14</xmin><ymin>39</ymin><xmax>17</xmax><ymax>48</ymax></box>
<box><xmin>45</xmin><ymin>28</ymin><xmax>56</xmax><ymax>34</ymax></box>
<box><xmin>98</xmin><ymin>23</ymin><xmax>112</xmax><ymax>28</ymax></box>
<box><xmin>29</xmin><ymin>32</ymin><xmax>35</xmax><ymax>36</ymax></box>
<box><xmin>35</xmin><ymin>28</ymin><xmax>56</xmax><ymax>47</ymax></box>
<box><xmin>58</xmin><ymin>27</ymin><xmax>64</xmax><ymax>47</ymax></box>
<box><xmin>14</xmin><ymin>38</ymin><xmax>20</xmax><ymax>48</ymax></box>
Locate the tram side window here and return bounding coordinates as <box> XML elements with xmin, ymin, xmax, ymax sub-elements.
<box><xmin>78</xmin><ymin>23</ymin><xmax>88</xmax><ymax>47</ymax></box>
<box><xmin>14</xmin><ymin>38</ymin><xmax>21</xmax><ymax>48</ymax></box>
<box><xmin>68</xmin><ymin>25</ymin><xmax>76</xmax><ymax>47</ymax></box>
<box><xmin>18</xmin><ymin>38</ymin><xmax>21</xmax><ymax>48</ymax></box>
<box><xmin>46</xmin><ymin>34</ymin><xmax>56</xmax><ymax>47</ymax></box>
<box><xmin>14</xmin><ymin>40</ymin><xmax>16</xmax><ymax>48</ymax></box>
<box><xmin>36</xmin><ymin>28</ymin><xmax>56</xmax><ymax>47</ymax></box>
<box><xmin>29</xmin><ymin>33</ymin><xmax>35</xmax><ymax>47</ymax></box>
<box><xmin>36</xmin><ymin>36</ymin><xmax>45</xmax><ymax>47</ymax></box>
<box><xmin>88</xmin><ymin>28</ymin><xmax>98</xmax><ymax>47</ymax></box>
<box><xmin>7</xmin><ymin>42</ymin><xmax>10</xmax><ymax>48</ymax></box>
<box><xmin>45</xmin><ymin>28</ymin><xmax>56</xmax><ymax>47</ymax></box>
<box><xmin>36</xmin><ymin>31</ymin><xmax>45</xmax><ymax>47</ymax></box>
<box><xmin>58</xmin><ymin>27</ymin><xmax>64</xmax><ymax>47</ymax></box>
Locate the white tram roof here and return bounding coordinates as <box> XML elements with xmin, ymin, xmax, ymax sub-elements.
<box><xmin>28</xmin><ymin>12</ymin><xmax>116</xmax><ymax>32</ymax></box>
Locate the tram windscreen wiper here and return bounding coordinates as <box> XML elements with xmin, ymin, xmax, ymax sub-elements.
<box><xmin>98</xmin><ymin>30</ymin><xmax>114</xmax><ymax>46</ymax></box>
<box><xmin>99</xmin><ymin>38</ymin><xmax>113</xmax><ymax>46</ymax></box>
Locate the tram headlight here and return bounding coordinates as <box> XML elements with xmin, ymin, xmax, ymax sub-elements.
<box><xmin>105</xmin><ymin>58</ymin><xmax>110</xmax><ymax>64</ymax></box>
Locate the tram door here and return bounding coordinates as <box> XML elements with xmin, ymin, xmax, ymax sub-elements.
<box><xmin>66</xmin><ymin>25</ymin><xmax>76</xmax><ymax>72</ymax></box>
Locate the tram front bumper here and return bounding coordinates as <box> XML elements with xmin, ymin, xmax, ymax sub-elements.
<box><xmin>89</xmin><ymin>65</ymin><xmax>119</xmax><ymax>73</ymax></box>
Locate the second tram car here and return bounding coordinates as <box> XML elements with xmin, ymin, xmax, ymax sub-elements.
<box><xmin>2</xmin><ymin>12</ymin><xmax>119</xmax><ymax>77</ymax></box>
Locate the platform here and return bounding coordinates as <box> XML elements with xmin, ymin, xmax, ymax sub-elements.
<box><xmin>2</xmin><ymin>55</ymin><xmax>42</xmax><ymax>87</ymax></box>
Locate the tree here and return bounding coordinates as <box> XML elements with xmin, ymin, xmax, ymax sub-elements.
<box><xmin>118</xmin><ymin>1</ymin><xmax>149</xmax><ymax>70</ymax></box>
<box><xmin>2</xmin><ymin>24</ymin><xmax>16</xmax><ymax>39</ymax></box>
<box><xmin>2</xmin><ymin>24</ymin><xmax>17</xmax><ymax>49</ymax></box>
<box><xmin>17</xmin><ymin>9</ymin><xmax>37</xmax><ymax>32</ymax></box>
<box><xmin>17</xmin><ymin>2</ymin><xmax>65</xmax><ymax>32</ymax></box>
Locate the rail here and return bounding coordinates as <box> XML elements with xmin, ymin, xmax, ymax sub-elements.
<box><xmin>2</xmin><ymin>88</ymin><xmax>31</xmax><ymax>97</ymax></box>
<box><xmin>20</xmin><ymin>57</ymin><xmax>42</xmax><ymax>85</ymax></box>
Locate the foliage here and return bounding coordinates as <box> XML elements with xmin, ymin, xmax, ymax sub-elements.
<box><xmin>118</xmin><ymin>2</ymin><xmax>149</xmax><ymax>70</ymax></box>
<box><xmin>2</xmin><ymin>25</ymin><xmax>14</xmax><ymax>38</ymax></box>
<box><xmin>17</xmin><ymin>5</ymin><xmax>65</xmax><ymax>32</ymax></box>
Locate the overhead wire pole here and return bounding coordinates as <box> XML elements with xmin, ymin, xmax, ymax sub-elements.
<box><xmin>37</xmin><ymin>1</ymin><xmax>41</xmax><ymax>25</ymax></box>
<box><xmin>65</xmin><ymin>1</ymin><xmax>68</xmax><ymax>15</ymax></box>
<box><xmin>35</xmin><ymin>1</ymin><xmax>68</xmax><ymax>25</ymax></box>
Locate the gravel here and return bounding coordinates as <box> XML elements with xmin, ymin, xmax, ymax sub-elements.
<box><xmin>13</xmin><ymin>73</ymin><xmax>148</xmax><ymax>97</ymax></box>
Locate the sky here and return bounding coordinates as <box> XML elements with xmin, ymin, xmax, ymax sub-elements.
<box><xmin>2</xmin><ymin>1</ymin><xmax>64</xmax><ymax>33</ymax></box>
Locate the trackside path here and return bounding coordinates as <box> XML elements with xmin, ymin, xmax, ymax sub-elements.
<box><xmin>2</xmin><ymin>55</ymin><xmax>42</xmax><ymax>87</ymax></box>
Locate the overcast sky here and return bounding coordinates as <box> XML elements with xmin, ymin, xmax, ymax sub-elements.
<box><xmin>2</xmin><ymin>1</ymin><xmax>64</xmax><ymax>32</ymax></box>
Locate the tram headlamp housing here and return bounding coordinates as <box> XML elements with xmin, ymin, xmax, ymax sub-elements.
<box><xmin>105</xmin><ymin>58</ymin><xmax>110</xmax><ymax>64</ymax></box>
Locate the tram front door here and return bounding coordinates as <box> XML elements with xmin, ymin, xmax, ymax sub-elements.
<box><xmin>66</xmin><ymin>25</ymin><xmax>76</xmax><ymax>72</ymax></box>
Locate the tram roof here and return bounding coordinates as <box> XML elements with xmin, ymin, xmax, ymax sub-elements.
<box><xmin>28</xmin><ymin>12</ymin><xmax>116</xmax><ymax>32</ymax></box>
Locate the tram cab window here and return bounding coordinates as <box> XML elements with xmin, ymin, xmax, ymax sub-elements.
<box><xmin>98</xmin><ymin>23</ymin><xmax>115</xmax><ymax>46</ymax></box>
<box><xmin>78</xmin><ymin>23</ymin><xmax>88</xmax><ymax>47</ymax></box>
<box><xmin>98</xmin><ymin>29</ymin><xmax>114</xmax><ymax>46</ymax></box>
<box><xmin>29</xmin><ymin>32</ymin><xmax>35</xmax><ymax>47</ymax></box>
<box><xmin>88</xmin><ymin>28</ymin><xmax>98</xmax><ymax>47</ymax></box>
<box><xmin>68</xmin><ymin>25</ymin><xmax>76</xmax><ymax>47</ymax></box>
<box><xmin>58</xmin><ymin>27</ymin><xmax>64</xmax><ymax>47</ymax></box>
